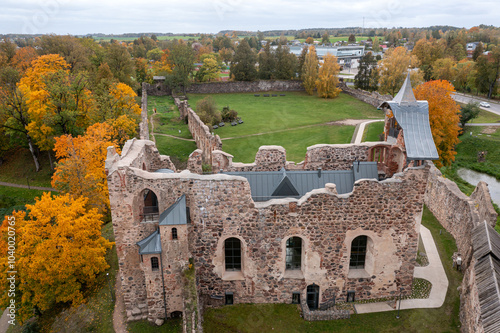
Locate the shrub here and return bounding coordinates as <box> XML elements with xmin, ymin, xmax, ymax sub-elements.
<box><xmin>221</xmin><ymin>106</ymin><xmax>238</xmax><ymax>122</ymax></box>
<box><xmin>196</xmin><ymin>96</ymin><xmax>221</xmax><ymax>126</ymax></box>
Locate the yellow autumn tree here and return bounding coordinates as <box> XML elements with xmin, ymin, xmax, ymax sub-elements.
<box><xmin>315</xmin><ymin>53</ymin><xmax>341</xmax><ymax>98</ymax></box>
<box><xmin>302</xmin><ymin>46</ymin><xmax>319</xmax><ymax>95</ymax></box>
<box><xmin>414</xmin><ymin>80</ymin><xmax>461</xmax><ymax>167</ymax></box>
<box><xmin>378</xmin><ymin>47</ymin><xmax>423</xmax><ymax>96</ymax></box>
<box><xmin>0</xmin><ymin>195</ymin><xmax>112</xmax><ymax>322</ymax></box>
<box><xmin>52</xmin><ymin>122</ymin><xmax>122</xmax><ymax>214</ymax></box>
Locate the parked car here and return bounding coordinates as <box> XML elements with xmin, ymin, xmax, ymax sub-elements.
<box><xmin>480</xmin><ymin>102</ymin><xmax>490</xmax><ymax>108</ymax></box>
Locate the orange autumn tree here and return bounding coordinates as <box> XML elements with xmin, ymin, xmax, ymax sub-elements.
<box><xmin>0</xmin><ymin>195</ymin><xmax>112</xmax><ymax>322</ymax></box>
<box><xmin>52</xmin><ymin>122</ymin><xmax>123</xmax><ymax>214</ymax></box>
<box><xmin>414</xmin><ymin>80</ymin><xmax>461</xmax><ymax>167</ymax></box>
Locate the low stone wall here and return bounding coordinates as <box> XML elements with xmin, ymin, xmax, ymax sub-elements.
<box><xmin>460</xmin><ymin>259</ymin><xmax>484</xmax><ymax>333</ymax></box>
<box><xmin>340</xmin><ymin>84</ymin><xmax>392</xmax><ymax>108</ymax></box>
<box><xmin>174</xmin><ymin>98</ymin><xmax>222</xmax><ymax>164</ymax></box>
<box><xmin>186</xmin><ymin>80</ymin><xmax>304</xmax><ymax>94</ymax></box>
<box><xmin>143</xmin><ymin>81</ymin><xmax>172</xmax><ymax>96</ymax></box>
<box><xmin>300</xmin><ymin>298</ymin><xmax>350</xmax><ymax>321</ymax></box>
<box><xmin>139</xmin><ymin>83</ymin><xmax>150</xmax><ymax>140</ymax></box>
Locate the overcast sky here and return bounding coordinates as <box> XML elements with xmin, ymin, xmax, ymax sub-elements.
<box><xmin>1</xmin><ymin>0</ymin><xmax>498</xmax><ymax>35</ymax></box>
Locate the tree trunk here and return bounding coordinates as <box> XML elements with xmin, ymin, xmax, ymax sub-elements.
<box><xmin>48</xmin><ymin>150</ymin><xmax>54</xmax><ymax>170</ymax></box>
<box><xmin>27</xmin><ymin>139</ymin><xmax>40</xmax><ymax>172</ymax></box>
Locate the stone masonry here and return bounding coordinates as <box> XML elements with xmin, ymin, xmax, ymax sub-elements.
<box><xmin>107</xmin><ymin>139</ymin><xmax>431</xmax><ymax>324</ymax></box>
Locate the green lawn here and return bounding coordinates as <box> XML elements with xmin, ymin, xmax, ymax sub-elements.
<box><xmin>0</xmin><ymin>186</ymin><xmax>49</xmax><ymax>219</ymax></box>
<box><xmin>187</xmin><ymin>92</ymin><xmax>382</xmax><ymax>139</ymax></box>
<box><xmin>148</xmin><ymin>96</ymin><xmax>192</xmax><ymax>139</ymax></box>
<box><xmin>128</xmin><ymin>319</ymin><xmax>182</xmax><ymax>332</ymax></box>
<box><xmin>0</xmin><ymin>148</ymin><xmax>54</xmax><ymax>187</ymax></box>
<box><xmin>154</xmin><ymin>136</ymin><xmax>197</xmax><ymax>169</ymax></box>
<box><xmin>473</xmin><ymin>110</ymin><xmax>500</xmax><ymax>123</ymax></box>
<box><xmin>363</xmin><ymin>121</ymin><xmax>385</xmax><ymax>142</ymax></box>
<box><xmin>223</xmin><ymin>125</ymin><xmax>355</xmax><ymax>163</ymax></box>
<box><xmin>203</xmin><ymin>206</ymin><xmax>462</xmax><ymax>333</ymax></box>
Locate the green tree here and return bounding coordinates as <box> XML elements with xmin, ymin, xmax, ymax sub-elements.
<box><xmin>472</xmin><ymin>42</ymin><xmax>484</xmax><ymax>61</ymax></box>
<box><xmin>197</xmin><ymin>56</ymin><xmax>220</xmax><ymax>82</ymax></box>
<box><xmin>348</xmin><ymin>34</ymin><xmax>356</xmax><ymax>43</ymax></box>
<box><xmin>475</xmin><ymin>47</ymin><xmax>500</xmax><ymax>99</ymax></box>
<box><xmin>297</xmin><ymin>46</ymin><xmax>309</xmax><ymax>78</ymax></box>
<box><xmin>104</xmin><ymin>42</ymin><xmax>136</xmax><ymax>89</ymax></box>
<box><xmin>315</xmin><ymin>53</ymin><xmax>341</xmax><ymax>98</ymax></box>
<box><xmin>196</xmin><ymin>96</ymin><xmax>221</xmax><ymax>126</ymax></box>
<box><xmin>321</xmin><ymin>32</ymin><xmax>330</xmax><ymax>45</ymax></box>
<box><xmin>459</xmin><ymin>101</ymin><xmax>480</xmax><ymax>129</ymax></box>
<box><xmin>431</xmin><ymin>58</ymin><xmax>456</xmax><ymax>81</ymax></box>
<box><xmin>166</xmin><ymin>41</ymin><xmax>195</xmax><ymax>94</ymax></box>
<box><xmin>378</xmin><ymin>47</ymin><xmax>422</xmax><ymax>96</ymax></box>
<box><xmin>355</xmin><ymin>52</ymin><xmax>378</xmax><ymax>91</ymax></box>
<box><xmin>302</xmin><ymin>46</ymin><xmax>319</xmax><ymax>95</ymax></box>
<box><xmin>258</xmin><ymin>43</ymin><xmax>276</xmax><ymax>79</ymax></box>
<box><xmin>275</xmin><ymin>43</ymin><xmax>297</xmax><ymax>80</ymax></box>
<box><xmin>146</xmin><ymin>48</ymin><xmax>163</xmax><ymax>61</ymax></box>
<box><xmin>230</xmin><ymin>39</ymin><xmax>257</xmax><ymax>81</ymax></box>
<box><xmin>372</xmin><ymin>37</ymin><xmax>380</xmax><ymax>52</ymax></box>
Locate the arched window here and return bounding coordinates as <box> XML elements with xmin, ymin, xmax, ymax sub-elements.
<box><xmin>225</xmin><ymin>238</ymin><xmax>241</xmax><ymax>271</ymax></box>
<box><xmin>142</xmin><ymin>189</ymin><xmax>159</xmax><ymax>222</ymax></box>
<box><xmin>306</xmin><ymin>284</ymin><xmax>319</xmax><ymax>310</ymax></box>
<box><xmin>286</xmin><ymin>237</ymin><xmax>302</xmax><ymax>270</ymax></box>
<box><xmin>172</xmin><ymin>228</ymin><xmax>178</xmax><ymax>240</ymax></box>
<box><xmin>151</xmin><ymin>257</ymin><xmax>159</xmax><ymax>271</ymax></box>
<box><xmin>350</xmin><ymin>236</ymin><xmax>368</xmax><ymax>269</ymax></box>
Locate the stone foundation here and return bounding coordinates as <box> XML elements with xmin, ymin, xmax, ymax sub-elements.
<box><xmin>340</xmin><ymin>84</ymin><xmax>392</xmax><ymax>108</ymax></box>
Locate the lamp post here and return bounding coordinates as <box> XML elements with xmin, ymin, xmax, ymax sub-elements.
<box><xmin>396</xmin><ymin>287</ymin><xmax>403</xmax><ymax>319</ymax></box>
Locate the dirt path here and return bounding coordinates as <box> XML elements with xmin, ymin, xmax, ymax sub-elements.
<box><xmin>0</xmin><ymin>311</ymin><xmax>10</xmax><ymax>333</ymax></box>
<box><xmin>220</xmin><ymin>119</ymin><xmax>379</xmax><ymax>141</ymax></box>
<box><xmin>0</xmin><ymin>181</ymin><xmax>56</xmax><ymax>192</ymax></box>
<box><xmin>113</xmin><ymin>273</ymin><xmax>127</xmax><ymax>333</ymax></box>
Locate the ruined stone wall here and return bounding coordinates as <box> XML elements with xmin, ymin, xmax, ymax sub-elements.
<box><xmin>186</xmin><ymin>80</ymin><xmax>304</xmax><ymax>94</ymax></box>
<box><xmin>300</xmin><ymin>298</ymin><xmax>350</xmax><ymax>321</ymax></box>
<box><xmin>211</xmin><ymin>143</ymin><xmax>393</xmax><ymax>173</ymax></box>
<box><xmin>424</xmin><ymin>164</ymin><xmax>497</xmax><ymax>266</ymax></box>
<box><xmin>460</xmin><ymin>259</ymin><xmax>484</xmax><ymax>333</ymax></box>
<box><xmin>139</xmin><ymin>83</ymin><xmax>150</xmax><ymax>140</ymax></box>
<box><xmin>174</xmin><ymin>98</ymin><xmax>222</xmax><ymax>164</ymax></box>
<box><xmin>107</xmin><ymin>140</ymin><xmax>430</xmax><ymax>322</ymax></box>
<box><xmin>340</xmin><ymin>84</ymin><xmax>392</xmax><ymax>108</ymax></box>
<box><xmin>143</xmin><ymin>81</ymin><xmax>172</xmax><ymax>96</ymax></box>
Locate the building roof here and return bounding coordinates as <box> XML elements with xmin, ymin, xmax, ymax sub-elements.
<box><xmin>381</xmin><ymin>73</ymin><xmax>439</xmax><ymax>161</ymax></box>
<box><xmin>223</xmin><ymin>162</ymin><xmax>378</xmax><ymax>201</ymax></box>
<box><xmin>472</xmin><ymin>221</ymin><xmax>500</xmax><ymax>333</ymax></box>
<box><xmin>137</xmin><ymin>229</ymin><xmax>162</xmax><ymax>255</ymax></box>
<box><xmin>159</xmin><ymin>194</ymin><xmax>188</xmax><ymax>226</ymax></box>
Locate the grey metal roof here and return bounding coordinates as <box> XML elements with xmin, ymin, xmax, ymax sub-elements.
<box><xmin>158</xmin><ymin>194</ymin><xmax>187</xmax><ymax>225</ymax></box>
<box><xmin>223</xmin><ymin>162</ymin><xmax>378</xmax><ymax>201</ymax></box>
<box><xmin>393</xmin><ymin>73</ymin><xmax>418</xmax><ymax>106</ymax></box>
<box><xmin>473</xmin><ymin>221</ymin><xmax>500</xmax><ymax>261</ymax></box>
<box><xmin>137</xmin><ymin>229</ymin><xmax>162</xmax><ymax>254</ymax></box>
<box><xmin>154</xmin><ymin>168</ymin><xmax>175</xmax><ymax>174</ymax></box>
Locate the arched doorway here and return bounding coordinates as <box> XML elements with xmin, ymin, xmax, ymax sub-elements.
<box><xmin>307</xmin><ymin>284</ymin><xmax>319</xmax><ymax>310</ymax></box>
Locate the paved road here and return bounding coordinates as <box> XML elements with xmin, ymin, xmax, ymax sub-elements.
<box><xmin>452</xmin><ymin>93</ymin><xmax>500</xmax><ymax>116</ymax></box>
<box><xmin>465</xmin><ymin>123</ymin><xmax>500</xmax><ymax>127</ymax></box>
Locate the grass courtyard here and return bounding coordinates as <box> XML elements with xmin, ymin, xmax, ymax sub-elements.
<box><xmin>186</xmin><ymin>91</ymin><xmax>383</xmax><ymax>162</ymax></box>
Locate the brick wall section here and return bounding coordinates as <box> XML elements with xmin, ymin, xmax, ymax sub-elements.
<box><xmin>139</xmin><ymin>83</ymin><xmax>150</xmax><ymax>140</ymax></box>
<box><xmin>340</xmin><ymin>84</ymin><xmax>392</xmax><ymax>108</ymax></box>
<box><xmin>174</xmin><ymin>98</ymin><xmax>222</xmax><ymax>164</ymax></box>
<box><xmin>106</xmin><ymin>141</ymin><xmax>430</xmax><ymax>322</ymax></box>
<box><xmin>186</xmin><ymin>80</ymin><xmax>304</xmax><ymax>94</ymax></box>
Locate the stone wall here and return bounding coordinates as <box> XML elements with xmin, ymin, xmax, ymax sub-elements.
<box><xmin>300</xmin><ymin>298</ymin><xmax>350</xmax><ymax>321</ymax></box>
<box><xmin>186</xmin><ymin>80</ymin><xmax>304</xmax><ymax>94</ymax></box>
<box><xmin>174</xmin><ymin>98</ymin><xmax>222</xmax><ymax>164</ymax></box>
<box><xmin>340</xmin><ymin>84</ymin><xmax>392</xmax><ymax>108</ymax></box>
<box><xmin>144</xmin><ymin>81</ymin><xmax>172</xmax><ymax>96</ymax></box>
<box><xmin>139</xmin><ymin>83</ymin><xmax>150</xmax><ymax>140</ymax></box>
<box><xmin>107</xmin><ymin>140</ymin><xmax>431</xmax><ymax>323</ymax></box>
<box><xmin>211</xmin><ymin>142</ymin><xmax>395</xmax><ymax>173</ymax></box>
<box><xmin>424</xmin><ymin>164</ymin><xmax>497</xmax><ymax>266</ymax></box>
<box><xmin>423</xmin><ymin>164</ymin><xmax>497</xmax><ymax>333</ymax></box>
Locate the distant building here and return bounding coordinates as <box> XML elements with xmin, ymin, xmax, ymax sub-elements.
<box><xmin>466</xmin><ymin>42</ymin><xmax>480</xmax><ymax>58</ymax></box>
<box><xmin>285</xmin><ymin>45</ymin><xmax>365</xmax><ymax>69</ymax></box>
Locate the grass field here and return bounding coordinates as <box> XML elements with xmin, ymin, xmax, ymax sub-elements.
<box><xmin>473</xmin><ymin>110</ymin><xmax>500</xmax><ymax>123</ymax></box>
<box><xmin>203</xmin><ymin>206</ymin><xmax>462</xmax><ymax>333</ymax></box>
<box><xmin>128</xmin><ymin>319</ymin><xmax>182</xmax><ymax>332</ymax></box>
<box><xmin>0</xmin><ymin>148</ymin><xmax>54</xmax><ymax>187</ymax></box>
<box><xmin>155</xmin><ymin>135</ymin><xmax>197</xmax><ymax>169</ymax></box>
<box><xmin>363</xmin><ymin>121</ymin><xmax>385</xmax><ymax>142</ymax></box>
<box><xmin>0</xmin><ymin>186</ymin><xmax>49</xmax><ymax>219</ymax></box>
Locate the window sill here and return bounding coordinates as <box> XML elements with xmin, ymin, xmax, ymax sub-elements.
<box><xmin>223</xmin><ymin>270</ymin><xmax>244</xmax><ymax>281</ymax></box>
<box><xmin>348</xmin><ymin>268</ymin><xmax>371</xmax><ymax>279</ymax></box>
<box><xmin>284</xmin><ymin>269</ymin><xmax>304</xmax><ymax>279</ymax></box>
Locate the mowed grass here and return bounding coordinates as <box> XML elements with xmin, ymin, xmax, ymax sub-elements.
<box><xmin>0</xmin><ymin>186</ymin><xmax>49</xmax><ymax>218</ymax></box>
<box><xmin>187</xmin><ymin>92</ymin><xmax>382</xmax><ymax>138</ymax></box>
<box><xmin>148</xmin><ymin>96</ymin><xmax>192</xmax><ymax>139</ymax></box>
<box><xmin>223</xmin><ymin>125</ymin><xmax>355</xmax><ymax>163</ymax></box>
<box><xmin>128</xmin><ymin>318</ymin><xmax>182</xmax><ymax>333</ymax></box>
<box><xmin>203</xmin><ymin>206</ymin><xmax>462</xmax><ymax>333</ymax></box>
<box><xmin>363</xmin><ymin>121</ymin><xmax>385</xmax><ymax>142</ymax></box>
<box><xmin>155</xmin><ymin>135</ymin><xmax>197</xmax><ymax>169</ymax></box>
<box><xmin>473</xmin><ymin>110</ymin><xmax>500</xmax><ymax>123</ymax></box>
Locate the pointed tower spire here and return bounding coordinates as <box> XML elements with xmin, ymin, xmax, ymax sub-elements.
<box><xmin>393</xmin><ymin>72</ymin><xmax>417</xmax><ymax>106</ymax></box>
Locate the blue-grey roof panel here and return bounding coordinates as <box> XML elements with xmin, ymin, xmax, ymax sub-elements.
<box><xmin>387</xmin><ymin>101</ymin><xmax>439</xmax><ymax>160</ymax></box>
<box><xmin>137</xmin><ymin>229</ymin><xmax>162</xmax><ymax>254</ymax></box>
<box><xmin>223</xmin><ymin>162</ymin><xmax>378</xmax><ymax>201</ymax></box>
<box><xmin>159</xmin><ymin>194</ymin><xmax>187</xmax><ymax>225</ymax></box>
